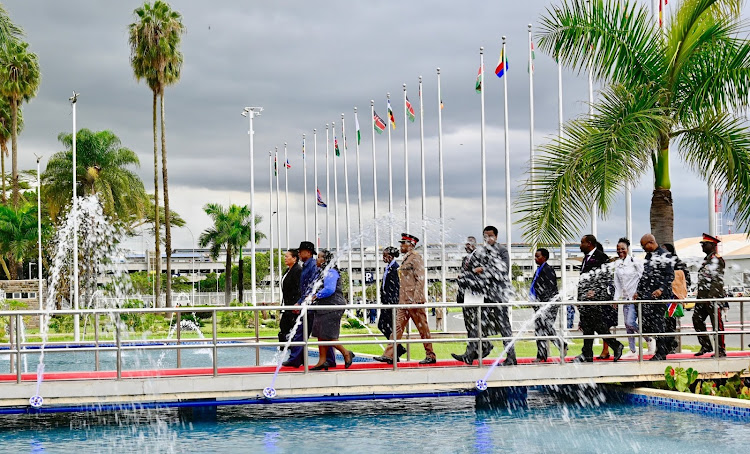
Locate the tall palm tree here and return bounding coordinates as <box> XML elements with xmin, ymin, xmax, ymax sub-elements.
<box><xmin>43</xmin><ymin>129</ymin><xmax>146</xmax><ymax>223</ymax></box>
<box><xmin>0</xmin><ymin>97</ymin><xmax>22</xmax><ymax>204</ymax></box>
<box><xmin>519</xmin><ymin>0</ymin><xmax>750</xmax><ymax>245</ymax></box>
<box><xmin>0</xmin><ymin>202</ymin><xmax>39</xmax><ymax>279</ymax></box>
<box><xmin>129</xmin><ymin>1</ymin><xmax>185</xmax><ymax>308</ymax></box>
<box><xmin>0</xmin><ymin>4</ymin><xmax>22</xmax><ymax>50</ymax></box>
<box><xmin>225</xmin><ymin>205</ymin><xmax>265</xmax><ymax>304</ymax></box>
<box><xmin>199</xmin><ymin>203</ymin><xmax>265</xmax><ymax>306</ymax></box>
<box><xmin>0</xmin><ymin>40</ymin><xmax>40</xmax><ymax>209</ymax></box>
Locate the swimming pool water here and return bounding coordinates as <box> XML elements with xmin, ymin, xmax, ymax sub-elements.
<box><xmin>0</xmin><ymin>392</ymin><xmax>746</xmax><ymax>453</ymax></box>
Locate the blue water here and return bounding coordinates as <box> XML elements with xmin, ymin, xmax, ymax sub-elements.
<box><xmin>0</xmin><ymin>392</ymin><xmax>747</xmax><ymax>453</ymax></box>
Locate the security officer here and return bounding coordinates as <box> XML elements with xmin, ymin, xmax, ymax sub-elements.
<box><xmin>693</xmin><ymin>233</ymin><xmax>726</xmax><ymax>358</ymax></box>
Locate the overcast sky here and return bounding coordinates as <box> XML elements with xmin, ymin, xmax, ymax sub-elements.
<box><xmin>4</xmin><ymin>0</ymin><xmax>740</xmax><ymax>252</ymax></box>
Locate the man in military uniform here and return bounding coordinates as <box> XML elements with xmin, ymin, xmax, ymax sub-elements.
<box><xmin>693</xmin><ymin>233</ymin><xmax>726</xmax><ymax>358</ymax></box>
<box><xmin>374</xmin><ymin>233</ymin><xmax>436</xmax><ymax>365</ymax></box>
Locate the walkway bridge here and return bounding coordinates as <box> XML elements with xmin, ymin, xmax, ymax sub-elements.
<box><xmin>0</xmin><ymin>302</ymin><xmax>748</xmax><ymax>413</ymax></box>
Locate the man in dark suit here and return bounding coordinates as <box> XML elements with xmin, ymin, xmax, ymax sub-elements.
<box><xmin>530</xmin><ymin>248</ymin><xmax>567</xmax><ymax>362</ymax></box>
<box><xmin>634</xmin><ymin>233</ymin><xmax>674</xmax><ymax>361</ymax></box>
<box><xmin>575</xmin><ymin>234</ymin><xmax>624</xmax><ymax>362</ymax></box>
<box><xmin>376</xmin><ymin>246</ymin><xmax>406</xmax><ymax>359</ymax></box>
<box><xmin>283</xmin><ymin>241</ymin><xmax>336</xmax><ymax>368</ymax></box>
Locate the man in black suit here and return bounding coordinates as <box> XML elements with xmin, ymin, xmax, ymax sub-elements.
<box><xmin>376</xmin><ymin>246</ymin><xmax>406</xmax><ymax>360</ymax></box>
<box><xmin>530</xmin><ymin>248</ymin><xmax>567</xmax><ymax>362</ymax></box>
<box><xmin>634</xmin><ymin>233</ymin><xmax>674</xmax><ymax>361</ymax></box>
<box><xmin>575</xmin><ymin>234</ymin><xmax>624</xmax><ymax>362</ymax></box>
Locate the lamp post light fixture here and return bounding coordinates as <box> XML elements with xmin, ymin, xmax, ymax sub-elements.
<box><xmin>242</xmin><ymin>107</ymin><xmax>263</xmax><ymax>308</ymax></box>
<box><xmin>35</xmin><ymin>154</ymin><xmax>43</xmax><ymax>311</ymax></box>
<box><xmin>69</xmin><ymin>91</ymin><xmax>80</xmax><ymax>342</ymax></box>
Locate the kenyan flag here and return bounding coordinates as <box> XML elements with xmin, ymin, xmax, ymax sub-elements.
<box><xmin>334</xmin><ymin>136</ymin><xmax>340</xmax><ymax>156</ymax></box>
<box><xmin>406</xmin><ymin>96</ymin><xmax>415</xmax><ymax>122</ymax></box>
<box><xmin>373</xmin><ymin>111</ymin><xmax>386</xmax><ymax>134</ymax></box>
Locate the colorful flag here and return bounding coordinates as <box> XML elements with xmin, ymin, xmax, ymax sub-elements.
<box><xmin>302</xmin><ymin>138</ymin><xmax>305</xmax><ymax>160</ymax></box>
<box><xmin>440</xmin><ymin>98</ymin><xmax>444</xmax><ymax>110</ymax></box>
<box><xmin>495</xmin><ymin>48</ymin><xmax>508</xmax><ymax>78</ymax></box>
<box><xmin>355</xmin><ymin>113</ymin><xmax>361</xmax><ymax>145</ymax></box>
<box><xmin>285</xmin><ymin>159</ymin><xmax>291</xmax><ymax>169</ymax></box>
<box><xmin>528</xmin><ymin>40</ymin><xmax>536</xmax><ymax>73</ymax></box>
<box><xmin>373</xmin><ymin>111</ymin><xmax>386</xmax><ymax>134</ymax></box>
<box><xmin>316</xmin><ymin>187</ymin><xmax>327</xmax><ymax>207</ymax></box>
<box><xmin>274</xmin><ymin>155</ymin><xmax>277</xmax><ymax>176</ymax></box>
<box><xmin>475</xmin><ymin>65</ymin><xmax>482</xmax><ymax>93</ymax></box>
<box><xmin>387</xmin><ymin>99</ymin><xmax>396</xmax><ymax>129</ymax></box>
<box><xmin>406</xmin><ymin>96</ymin><xmax>415</xmax><ymax>122</ymax></box>
<box><xmin>334</xmin><ymin>136</ymin><xmax>340</xmax><ymax>156</ymax></box>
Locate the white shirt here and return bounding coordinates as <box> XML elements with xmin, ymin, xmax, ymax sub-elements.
<box><xmin>613</xmin><ymin>256</ymin><xmax>643</xmax><ymax>301</ymax></box>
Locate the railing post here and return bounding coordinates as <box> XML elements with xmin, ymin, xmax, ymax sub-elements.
<box><xmin>176</xmin><ymin>311</ymin><xmax>182</xmax><ymax>368</ymax></box>
<box><xmin>116</xmin><ymin>321</ymin><xmax>122</xmax><ymax>380</ymax></box>
<box><xmin>8</xmin><ymin>315</ymin><xmax>13</xmax><ymax>374</ymax></box>
<box><xmin>302</xmin><ymin>307</ymin><xmax>309</xmax><ymax>373</ymax></box>
<box><xmin>637</xmin><ymin>301</ymin><xmax>643</xmax><ymax>363</ymax></box>
<box><xmin>392</xmin><ymin>306</ymin><xmax>398</xmax><ymax>371</ymax></box>
<box><xmin>714</xmin><ymin>300</ymin><xmax>720</xmax><ymax>357</ymax></box>
<box><xmin>559</xmin><ymin>299</ymin><xmax>565</xmax><ymax>365</ymax></box>
<box><xmin>254</xmin><ymin>304</ymin><xmax>260</xmax><ymax>366</ymax></box>
<box><xmin>477</xmin><ymin>300</ymin><xmax>483</xmax><ymax>369</ymax></box>
<box><xmin>741</xmin><ymin>300</ymin><xmax>745</xmax><ymax>351</ymax></box>
<box><xmin>406</xmin><ymin>308</ymin><xmax>411</xmax><ymax>362</ymax></box>
<box><xmin>212</xmin><ymin>310</ymin><xmax>218</xmax><ymax>377</ymax></box>
<box><xmin>15</xmin><ymin>314</ymin><xmax>22</xmax><ymax>384</ymax></box>
<box><xmin>94</xmin><ymin>312</ymin><xmax>100</xmax><ymax>371</ymax></box>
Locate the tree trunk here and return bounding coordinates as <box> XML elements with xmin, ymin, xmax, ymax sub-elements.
<box><xmin>1</xmin><ymin>140</ymin><xmax>7</xmax><ymax>204</ymax></box>
<box><xmin>161</xmin><ymin>93</ymin><xmax>173</xmax><ymax>308</ymax></box>
<box><xmin>238</xmin><ymin>257</ymin><xmax>244</xmax><ymax>304</ymax></box>
<box><xmin>0</xmin><ymin>256</ymin><xmax>11</xmax><ymax>280</ymax></box>
<box><xmin>10</xmin><ymin>98</ymin><xmax>18</xmax><ymax>208</ymax></box>
<box><xmin>651</xmin><ymin>140</ymin><xmax>674</xmax><ymax>246</ymax></box>
<box><xmin>152</xmin><ymin>90</ymin><xmax>161</xmax><ymax>307</ymax></box>
<box><xmin>224</xmin><ymin>245</ymin><xmax>232</xmax><ymax>306</ymax></box>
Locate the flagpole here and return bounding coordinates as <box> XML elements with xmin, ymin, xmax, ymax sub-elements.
<box><xmin>371</xmin><ymin>100</ymin><xmax>381</xmax><ymax>305</ymax></box>
<box><xmin>314</xmin><ymin>129</ymin><xmax>319</xmax><ymax>247</ymax></box>
<box><xmin>437</xmin><ymin>68</ymin><xmax>447</xmax><ymax>308</ymax></box>
<box><xmin>275</xmin><ymin>147</ymin><xmax>282</xmax><ymax>297</ymax></box>
<box><xmin>341</xmin><ymin>113</ymin><xmax>354</xmax><ymax>305</ymax></box>
<box><xmin>479</xmin><ymin>47</ymin><xmax>487</xmax><ymax>229</ymax></box>
<box><xmin>387</xmin><ymin>92</ymin><xmax>394</xmax><ymax>245</ymax></box>
<box><xmin>418</xmin><ymin>76</ymin><xmax>431</xmax><ymax>326</ymax></box>
<box><xmin>284</xmin><ymin>142</ymin><xmax>290</xmax><ymax>249</ymax></box>
<box><xmin>303</xmin><ymin>134</ymin><xmax>308</xmax><ymax>239</ymax></box>
<box><xmin>403</xmin><ymin>84</ymin><xmax>410</xmax><ymax>233</ymax></box>
<box><xmin>528</xmin><ymin>25</ymin><xmax>537</xmax><ymax>272</ymax></box>
<box><xmin>269</xmin><ymin>151</ymin><xmax>275</xmax><ymax>304</ymax></box>
<box><xmin>502</xmin><ymin>37</ymin><xmax>512</xmax><ymax>275</ymax></box>
<box><xmin>326</xmin><ymin>124</ymin><xmax>331</xmax><ymax>248</ymax></box>
<box><xmin>332</xmin><ymin>121</ymin><xmax>340</xmax><ymax>252</ymax></box>
<box><xmin>354</xmin><ymin>107</ymin><xmax>366</xmax><ymax>306</ymax></box>
<box><xmin>557</xmin><ymin>45</ymin><xmax>567</xmax><ymax>309</ymax></box>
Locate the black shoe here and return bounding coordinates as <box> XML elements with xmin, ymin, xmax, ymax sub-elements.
<box><xmin>451</xmin><ymin>353</ymin><xmax>467</xmax><ymax>363</ymax></box>
<box><xmin>345</xmin><ymin>351</ymin><xmax>356</xmax><ymax>369</ymax></box>
<box><xmin>612</xmin><ymin>344</ymin><xmax>624</xmax><ymax>363</ymax></box>
<box><xmin>373</xmin><ymin>355</ymin><xmax>393</xmax><ymax>364</ymax></box>
<box><xmin>694</xmin><ymin>347</ymin><xmax>713</xmax><ymax>357</ymax></box>
<box><xmin>500</xmin><ymin>357</ymin><xmax>517</xmax><ymax>366</ymax></box>
<box><xmin>282</xmin><ymin>360</ymin><xmax>301</xmax><ymax>368</ymax></box>
<box><xmin>648</xmin><ymin>354</ymin><xmax>666</xmax><ymax>361</ymax></box>
<box><xmin>419</xmin><ymin>357</ymin><xmax>437</xmax><ymax>365</ymax></box>
<box><xmin>712</xmin><ymin>350</ymin><xmax>727</xmax><ymax>358</ymax></box>
<box><xmin>532</xmin><ymin>357</ymin><xmax>547</xmax><ymax>364</ymax></box>
<box><xmin>310</xmin><ymin>363</ymin><xmax>329</xmax><ymax>370</ymax></box>
<box><xmin>574</xmin><ymin>355</ymin><xmax>593</xmax><ymax>363</ymax></box>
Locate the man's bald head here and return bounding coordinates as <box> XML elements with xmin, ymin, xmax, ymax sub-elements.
<box><xmin>640</xmin><ymin>233</ymin><xmax>658</xmax><ymax>252</ymax></box>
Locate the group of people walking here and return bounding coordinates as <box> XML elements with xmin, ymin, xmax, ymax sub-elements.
<box><xmin>277</xmin><ymin>228</ymin><xmax>729</xmax><ymax>369</ymax></box>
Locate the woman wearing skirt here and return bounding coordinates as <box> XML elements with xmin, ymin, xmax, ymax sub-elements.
<box><xmin>310</xmin><ymin>250</ymin><xmax>356</xmax><ymax>370</ymax></box>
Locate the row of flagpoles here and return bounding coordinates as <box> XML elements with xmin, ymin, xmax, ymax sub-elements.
<box><xmin>255</xmin><ymin>0</ymin><xmax>670</xmax><ymax>309</ymax></box>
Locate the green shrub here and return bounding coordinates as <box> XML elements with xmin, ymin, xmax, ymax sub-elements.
<box><xmin>342</xmin><ymin>317</ymin><xmax>364</xmax><ymax>329</ymax></box>
<box><xmin>664</xmin><ymin>366</ymin><xmax>698</xmax><ymax>393</ymax></box>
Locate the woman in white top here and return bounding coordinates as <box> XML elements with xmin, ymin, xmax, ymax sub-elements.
<box><xmin>613</xmin><ymin>238</ymin><xmax>645</xmax><ymax>355</ymax></box>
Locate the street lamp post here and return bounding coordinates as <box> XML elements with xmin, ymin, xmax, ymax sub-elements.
<box><xmin>35</xmin><ymin>154</ymin><xmax>43</xmax><ymax>311</ymax></box>
<box><xmin>243</xmin><ymin>107</ymin><xmax>263</xmax><ymax>309</ymax></box>
<box><xmin>69</xmin><ymin>91</ymin><xmax>80</xmax><ymax>342</ymax></box>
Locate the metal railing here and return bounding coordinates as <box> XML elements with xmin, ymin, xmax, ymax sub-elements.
<box><xmin>0</xmin><ymin>297</ymin><xmax>747</xmax><ymax>384</ymax></box>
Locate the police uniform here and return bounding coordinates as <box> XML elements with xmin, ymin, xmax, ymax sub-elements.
<box><xmin>693</xmin><ymin>233</ymin><xmax>726</xmax><ymax>356</ymax></box>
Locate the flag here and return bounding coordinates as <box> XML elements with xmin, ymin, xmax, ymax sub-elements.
<box><xmin>285</xmin><ymin>159</ymin><xmax>291</xmax><ymax>169</ymax></box>
<box><xmin>528</xmin><ymin>40</ymin><xmax>536</xmax><ymax>73</ymax></box>
<box><xmin>387</xmin><ymin>99</ymin><xmax>396</xmax><ymax>129</ymax></box>
<box><xmin>659</xmin><ymin>0</ymin><xmax>663</xmax><ymax>28</ymax></box>
<box><xmin>373</xmin><ymin>111</ymin><xmax>386</xmax><ymax>134</ymax></box>
<box><xmin>302</xmin><ymin>138</ymin><xmax>305</xmax><ymax>160</ymax></box>
<box><xmin>475</xmin><ymin>65</ymin><xmax>482</xmax><ymax>93</ymax></box>
<box><xmin>355</xmin><ymin>113</ymin><xmax>361</xmax><ymax>145</ymax></box>
<box><xmin>316</xmin><ymin>187</ymin><xmax>327</xmax><ymax>208</ymax></box>
<box><xmin>440</xmin><ymin>98</ymin><xmax>444</xmax><ymax>110</ymax></box>
<box><xmin>495</xmin><ymin>47</ymin><xmax>508</xmax><ymax>78</ymax></box>
<box><xmin>406</xmin><ymin>96</ymin><xmax>415</xmax><ymax>122</ymax></box>
<box><xmin>334</xmin><ymin>136</ymin><xmax>340</xmax><ymax>156</ymax></box>
<box><xmin>274</xmin><ymin>155</ymin><xmax>277</xmax><ymax>176</ymax></box>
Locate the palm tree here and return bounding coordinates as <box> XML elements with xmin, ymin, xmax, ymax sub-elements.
<box><xmin>519</xmin><ymin>0</ymin><xmax>750</xmax><ymax>245</ymax></box>
<box><xmin>199</xmin><ymin>203</ymin><xmax>265</xmax><ymax>306</ymax></box>
<box><xmin>43</xmin><ymin>129</ymin><xmax>146</xmax><ymax>223</ymax></box>
<box><xmin>129</xmin><ymin>1</ymin><xmax>185</xmax><ymax>308</ymax></box>
<box><xmin>0</xmin><ymin>203</ymin><xmax>39</xmax><ymax>279</ymax></box>
<box><xmin>0</xmin><ymin>97</ymin><xmax>22</xmax><ymax>204</ymax></box>
<box><xmin>225</xmin><ymin>205</ymin><xmax>265</xmax><ymax>304</ymax></box>
<box><xmin>0</xmin><ymin>40</ymin><xmax>40</xmax><ymax>209</ymax></box>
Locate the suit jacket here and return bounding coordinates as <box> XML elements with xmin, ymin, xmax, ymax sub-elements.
<box><xmin>577</xmin><ymin>248</ymin><xmax>613</xmax><ymax>302</ymax></box>
<box><xmin>532</xmin><ymin>262</ymin><xmax>558</xmax><ymax>303</ymax></box>
<box><xmin>398</xmin><ymin>250</ymin><xmax>425</xmax><ymax>304</ymax></box>
<box><xmin>636</xmin><ymin>247</ymin><xmax>674</xmax><ymax>300</ymax></box>
<box><xmin>380</xmin><ymin>261</ymin><xmax>400</xmax><ymax>305</ymax></box>
<box><xmin>281</xmin><ymin>262</ymin><xmax>302</xmax><ymax>306</ymax></box>
<box><xmin>471</xmin><ymin>243</ymin><xmax>511</xmax><ymax>302</ymax></box>
<box><xmin>697</xmin><ymin>252</ymin><xmax>726</xmax><ymax>299</ymax></box>
<box><xmin>297</xmin><ymin>257</ymin><xmax>319</xmax><ymax>304</ymax></box>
